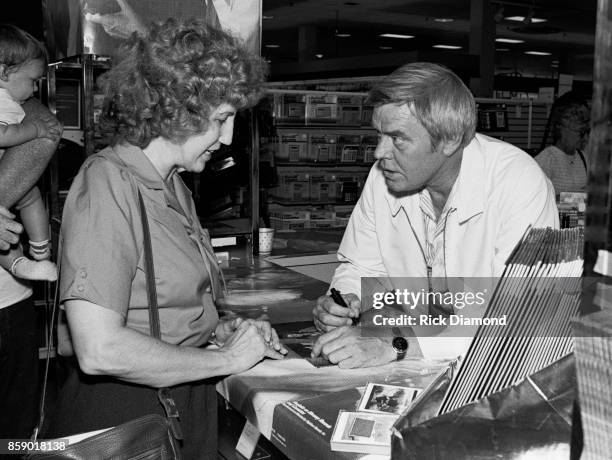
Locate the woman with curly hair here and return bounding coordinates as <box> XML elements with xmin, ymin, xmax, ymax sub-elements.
<box><xmin>46</xmin><ymin>19</ymin><xmax>286</xmax><ymax>458</ymax></box>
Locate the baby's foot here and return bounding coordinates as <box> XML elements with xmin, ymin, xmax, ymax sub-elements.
<box><xmin>11</xmin><ymin>257</ymin><xmax>58</xmax><ymax>282</ymax></box>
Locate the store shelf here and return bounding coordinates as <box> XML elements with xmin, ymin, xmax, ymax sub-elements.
<box><xmin>269</xmin><ymin>199</ymin><xmax>357</xmax><ymax>206</ymax></box>
<box><xmin>276</xmin><ymin>161</ymin><xmax>372</xmax><ymax>167</ymax></box>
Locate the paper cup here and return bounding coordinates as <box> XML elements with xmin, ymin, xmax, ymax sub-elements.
<box><xmin>258</xmin><ymin>228</ymin><xmax>275</xmax><ymax>254</ymax></box>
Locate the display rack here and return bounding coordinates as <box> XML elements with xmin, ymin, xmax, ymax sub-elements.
<box><xmin>259</xmin><ymin>89</ymin><xmax>373</xmax><ymax>231</ymax></box>
<box><xmin>260</xmin><ymin>87</ymin><xmax>551</xmax><ymax>232</ymax></box>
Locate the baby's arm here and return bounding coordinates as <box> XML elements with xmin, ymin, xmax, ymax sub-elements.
<box><xmin>0</xmin><ymin>117</ymin><xmax>59</xmax><ymax>147</ymax></box>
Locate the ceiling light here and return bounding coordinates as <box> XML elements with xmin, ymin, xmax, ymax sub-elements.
<box><xmin>495</xmin><ymin>38</ymin><xmax>525</xmax><ymax>44</ymax></box>
<box><xmin>433</xmin><ymin>44</ymin><xmax>462</xmax><ymax>50</ymax></box>
<box><xmin>525</xmin><ymin>51</ymin><xmax>552</xmax><ymax>56</ymax></box>
<box><xmin>344</xmin><ymin>1</ymin><xmax>359</xmax><ymax>4</ymax></box>
<box><xmin>379</xmin><ymin>33</ymin><xmax>414</xmax><ymax>39</ymax></box>
<box><xmin>315</xmin><ymin>54</ymin><xmax>324</xmax><ymax>58</ymax></box>
<box><xmin>379</xmin><ymin>46</ymin><xmax>393</xmax><ymax>50</ymax></box>
<box><xmin>264</xmin><ymin>44</ymin><xmax>280</xmax><ymax>48</ymax></box>
<box><xmin>335</xmin><ymin>32</ymin><xmax>351</xmax><ymax>38</ymax></box>
<box><xmin>434</xmin><ymin>18</ymin><xmax>454</xmax><ymax>23</ymax></box>
<box><xmin>262</xmin><ymin>15</ymin><xmax>274</xmax><ymax>20</ymax></box>
<box><xmin>496</xmin><ymin>48</ymin><xmax>510</xmax><ymax>51</ymax></box>
<box><xmin>505</xmin><ymin>15</ymin><xmax>547</xmax><ymax>23</ymax></box>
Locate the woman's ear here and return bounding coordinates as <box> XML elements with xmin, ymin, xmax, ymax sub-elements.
<box><xmin>0</xmin><ymin>65</ymin><xmax>8</xmax><ymax>81</ymax></box>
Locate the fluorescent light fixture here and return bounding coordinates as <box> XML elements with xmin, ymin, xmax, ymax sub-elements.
<box><xmin>335</xmin><ymin>32</ymin><xmax>351</xmax><ymax>37</ymax></box>
<box><xmin>315</xmin><ymin>54</ymin><xmax>324</xmax><ymax>58</ymax></box>
<box><xmin>525</xmin><ymin>51</ymin><xmax>552</xmax><ymax>56</ymax></box>
<box><xmin>505</xmin><ymin>15</ymin><xmax>547</xmax><ymax>23</ymax></box>
<box><xmin>434</xmin><ymin>17</ymin><xmax>454</xmax><ymax>23</ymax></box>
<box><xmin>264</xmin><ymin>44</ymin><xmax>280</xmax><ymax>48</ymax></box>
<box><xmin>262</xmin><ymin>15</ymin><xmax>274</xmax><ymax>20</ymax></box>
<box><xmin>433</xmin><ymin>44</ymin><xmax>462</xmax><ymax>50</ymax></box>
<box><xmin>495</xmin><ymin>38</ymin><xmax>525</xmax><ymax>44</ymax></box>
<box><xmin>496</xmin><ymin>48</ymin><xmax>510</xmax><ymax>51</ymax></box>
<box><xmin>379</xmin><ymin>46</ymin><xmax>393</xmax><ymax>50</ymax></box>
<box><xmin>379</xmin><ymin>33</ymin><xmax>414</xmax><ymax>39</ymax></box>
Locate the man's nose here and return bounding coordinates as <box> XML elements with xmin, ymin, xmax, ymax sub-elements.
<box><xmin>373</xmin><ymin>138</ymin><xmax>391</xmax><ymax>160</ymax></box>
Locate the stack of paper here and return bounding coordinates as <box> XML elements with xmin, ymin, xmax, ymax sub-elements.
<box><xmin>438</xmin><ymin>227</ymin><xmax>583</xmax><ymax>415</ymax></box>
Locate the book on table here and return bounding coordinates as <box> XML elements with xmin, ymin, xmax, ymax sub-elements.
<box><xmin>330</xmin><ymin>411</ymin><xmax>399</xmax><ymax>456</ymax></box>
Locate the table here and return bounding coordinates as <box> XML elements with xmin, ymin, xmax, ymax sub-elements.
<box><xmin>217</xmin><ymin>251</ymin><xmax>449</xmax><ymax>460</ymax></box>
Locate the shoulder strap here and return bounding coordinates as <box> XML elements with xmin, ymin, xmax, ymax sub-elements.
<box><xmin>576</xmin><ymin>149</ymin><xmax>587</xmax><ymax>173</ymax></box>
<box><xmin>137</xmin><ymin>189</ymin><xmax>184</xmax><ymax>441</ymax></box>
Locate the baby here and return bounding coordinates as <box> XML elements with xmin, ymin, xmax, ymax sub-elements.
<box><xmin>0</xmin><ymin>24</ymin><xmax>59</xmax><ymax>281</ymax></box>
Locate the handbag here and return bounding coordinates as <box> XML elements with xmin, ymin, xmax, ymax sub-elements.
<box><xmin>28</xmin><ymin>189</ymin><xmax>183</xmax><ymax>459</ymax></box>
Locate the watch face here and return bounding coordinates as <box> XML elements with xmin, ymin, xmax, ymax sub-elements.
<box><xmin>392</xmin><ymin>336</ymin><xmax>408</xmax><ymax>353</ymax></box>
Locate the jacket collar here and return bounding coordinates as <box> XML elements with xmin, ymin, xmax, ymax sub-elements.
<box><xmin>110</xmin><ymin>143</ymin><xmax>165</xmax><ymax>190</ymax></box>
<box><xmin>108</xmin><ymin>143</ymin><xmax>193</xmax><ymax>217</ymax></box>
<box><xmin>386</xmin><ymin>135</ymin><xmax>485</xmax><ymax>223</ymax></box>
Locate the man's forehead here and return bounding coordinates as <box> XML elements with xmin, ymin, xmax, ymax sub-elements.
<box><xmin>373</xmin><ymin>103</ymin><xmax>418</xmax><ymax>128</ymax></box>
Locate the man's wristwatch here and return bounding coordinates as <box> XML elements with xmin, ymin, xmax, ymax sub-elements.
<box><xmin>391</xmin><ymin>327</ymin><xmax>408</xmax><ymax>361</ymax></box>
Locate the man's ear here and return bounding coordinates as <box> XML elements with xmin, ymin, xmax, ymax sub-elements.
<box><xmin>440</xmin><ymin>137</ymin><xmax>462</xmax><ymax>157</ymax></box>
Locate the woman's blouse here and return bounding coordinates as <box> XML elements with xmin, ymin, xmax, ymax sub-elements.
<box><xmin>60</xmin><ymin>143</ymin><xmax>220</xmax><ymax>346</ymax></box>
<box><xmin>535</xmin><ymin>145</ymin><xmax>587</xmax><ymax>194</ymax></box>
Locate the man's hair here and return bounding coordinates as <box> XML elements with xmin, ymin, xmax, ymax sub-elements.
<box><xmin>99</xmin><ymin>18</ymin><xmax>267</xmax><ymax>148</ymax></box>
<box><xmin>0</xmin><ymin>24</ymin><xmax>48</xmax><ymax>71</ymax></box>
<box><xmin>367</xmin><ymin>62</ymin><xmax>476</xmax><ymax>150</ymax></box>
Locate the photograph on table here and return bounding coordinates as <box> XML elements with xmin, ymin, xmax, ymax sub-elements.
<box><xmin>330</xmin><ymin>410</ymin><xmax>398</xmax><ymax>455</ymax></box>
<box><xmin>357</xmin><ymin>382</ymin><xmax>421</xmax><ymax>415</ymax></box>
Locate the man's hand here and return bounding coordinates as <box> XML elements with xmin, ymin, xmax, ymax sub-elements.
<box><xmin>0</xmin><ymin>206</ymin><xmax>23</xmax><ymax>250</ymax></box>
<box><xmin>311</xmin><ymin>326</ymin><xmax>395</xmax><ymax>369</ymax></box>
<box><xmin>313</xmin><ymin>292</ymin><xmax>361</xmax><ymax>332</ymax></box>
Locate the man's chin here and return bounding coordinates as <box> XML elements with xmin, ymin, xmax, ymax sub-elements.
<box><xmin>384</xmin><ymin>178</ymin><xmax>419</xmax><ymax>197</ymax></box>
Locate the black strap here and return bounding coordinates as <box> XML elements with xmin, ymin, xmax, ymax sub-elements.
<box><xmin>137</xmin><ymin>189</ymin><xmax>183</xmax><ymax>441</ymax></box>
<box><xmin>138</xmin><ymin>190</ymin><xmax>161</xmax><ymax>340</ymax></box>
<box><xmin>576</xmin><ymin>149</ymin><xmax>587</xmax><ymax>173</ymax></box>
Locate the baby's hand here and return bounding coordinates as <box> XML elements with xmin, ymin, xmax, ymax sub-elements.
<box><xmin>28</xmin><ymin>118</ymin><xmax>60</xmax><ymax>140</ymax></box>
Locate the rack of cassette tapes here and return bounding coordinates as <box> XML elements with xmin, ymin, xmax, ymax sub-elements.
<box><xmin>262</xmin><ymin>90</ymin><xmax>377</xmax><ymax>231</ymax></box>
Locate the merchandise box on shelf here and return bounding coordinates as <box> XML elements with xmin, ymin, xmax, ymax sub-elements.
<box><xmin>306</xmin><ymin>94</ymin><xmax>339</xmax><ymax>124</ymax></box>
<box><xmin>308</xmin><ymin>133</ymin><xmax>338</xmax><ymax>162</ymax></box>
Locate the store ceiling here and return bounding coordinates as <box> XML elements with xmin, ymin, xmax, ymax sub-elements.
<box><xmin>261</xmin><ymin>0</ymin><xmax>597</xmax><ymax>83</ymax></box>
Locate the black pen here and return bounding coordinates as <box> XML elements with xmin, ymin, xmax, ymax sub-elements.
<box><xmin>330</xmin><ymin>288</ymin><xmax>358</xmax><ymax>326</ymax></box>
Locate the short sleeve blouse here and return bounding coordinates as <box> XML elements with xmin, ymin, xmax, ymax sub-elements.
<box><xmin>59</xmin><ymin>143</ymin><xmax>219</xmax><ymax>346</ymax></box>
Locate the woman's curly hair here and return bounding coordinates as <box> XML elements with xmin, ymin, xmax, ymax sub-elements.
<box><xmin>99</xmin><ymin>18</ymin><xmax>267</xmax><ymax>148</ymax></box>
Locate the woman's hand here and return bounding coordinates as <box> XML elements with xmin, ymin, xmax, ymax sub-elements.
<box><xmin>220</xmin><ymin>320</ymin><xmax>286</xmax><ymax>374</ymax></box>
